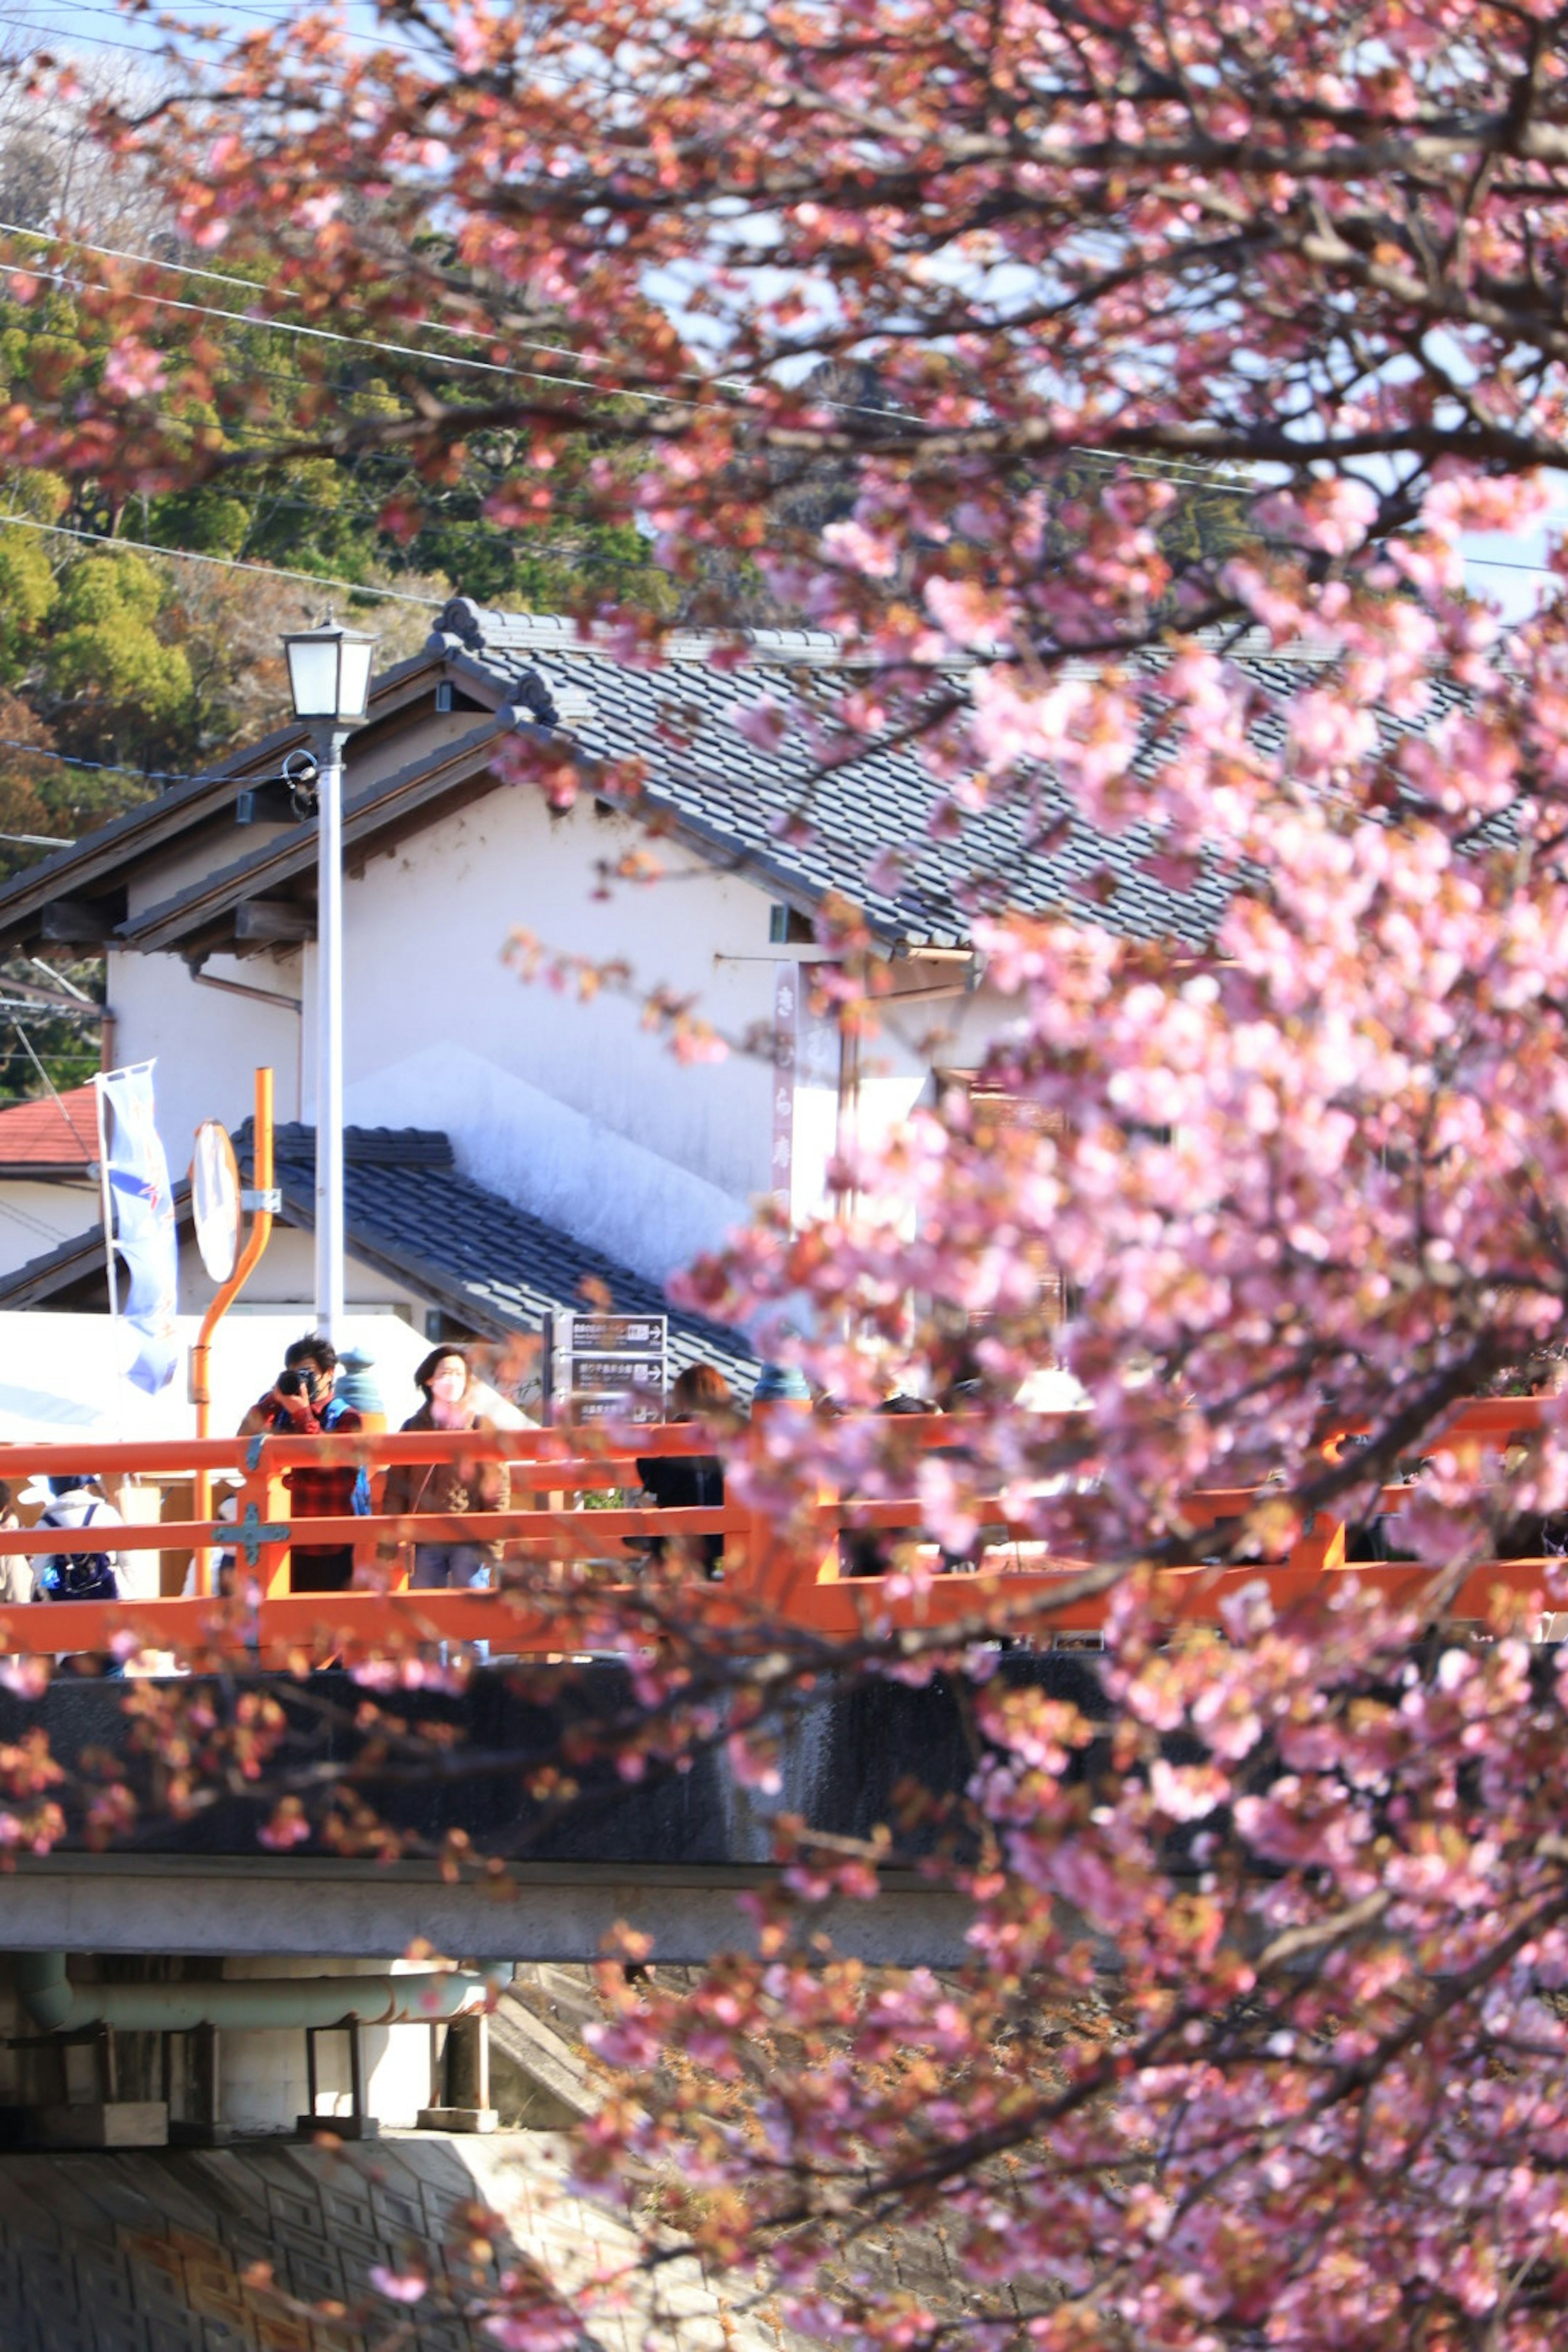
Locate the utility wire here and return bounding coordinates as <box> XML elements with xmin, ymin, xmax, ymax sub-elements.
<box><xmin>11</xmin><ymin>1019</ymin><xmax>86</xmax><ymax>1118</ymax></box>
<box><xmin>0</xmin><ymin>220</ymin><xmax>595</xmax><ymax>376</ymax></box>
<box><xmin>0</xmin><ymin>16</ymin><xmax>178</xmax><ymax>60</ymax></box>
<box><xmin>16</xmin><ymin>0</ymin><xmax>591</xmax><ymax>84</ymax></box>
<box><xmin>0</xmin><ymin>10</ymin><xmax>194</xmax><ymax>60</ymax></box>
<box><xmin>32</xmin><ymin>956</ymin><xmax>92</xmax><ymax>1002</ymax></box>
<box><xmin>17</xmin><ymin>0</ymin><xmax>442</xmax><ymax>64</ymax></box>
<box><xmin>0</xmin><ymin>228</ymin><xmax>1275</xmax><ymax>485</ymax></box>
<box><xmin>0</xmin><ymin>996</ymin><xmax>94</xmax><ymax>1020</ymax></box>
<box><xmin>0</xmin><ymin>216</ymin><xmax>595</xmax><ymax>376</ymax></box>
<box><xmin>0</xmin><ymin>728</ymin><xmax>245</xmax><ymax>790</ymax></box>
<box><xmin>0</xmin><ymin>252</ymin><xmax>633</xmax><ymax>400</ymax></box>
<box><xmin>0</xmin><ymin>510</ymin><xmax>443</xmax><ymax>606</ymax></box>
<box><xmin>0</xmin><ymin>227</ymin><xmax>1004</xmax><ymax>437</ymax></box>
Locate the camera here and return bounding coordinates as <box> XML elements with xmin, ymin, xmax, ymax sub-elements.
<box><xmin>276</xmin><ymin>1368</ymin><xmax>308</xmax><ymax>1398</ymax></box>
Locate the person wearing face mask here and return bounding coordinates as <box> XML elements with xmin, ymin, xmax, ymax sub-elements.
<box><xmin>239</xmin><ymin>1332</ymin><xmax>364</xmax><ymax>1593</ymax></box>
<box><xmin>380</xmin><ymin>1345</ymin><xmax>510</xmax><ymax>1590</ymax></box>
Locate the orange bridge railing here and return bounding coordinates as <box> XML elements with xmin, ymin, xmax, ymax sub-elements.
<box><xmin>0</xmin><ymin>1397</ymin><xmax>1553</xmax><ymax>1663</ymax></box>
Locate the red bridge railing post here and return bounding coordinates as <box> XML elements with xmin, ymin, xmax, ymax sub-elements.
<box><xmin>236</xmin><ymin>1443</ymin><xmax>292</xmax><ymax>1602</ymax></box>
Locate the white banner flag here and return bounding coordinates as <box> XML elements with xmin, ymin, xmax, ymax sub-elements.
<box><xmin>96</xmin><ymin>1062</ymin><xmax>178</xmax><ymax>1394</ymax></box>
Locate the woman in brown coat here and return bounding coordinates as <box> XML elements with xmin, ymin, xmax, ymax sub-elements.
<box><xmin>380</xmin><ymin>1345</ymin><xmax>510</xmax><ymax>1588</ymax></box>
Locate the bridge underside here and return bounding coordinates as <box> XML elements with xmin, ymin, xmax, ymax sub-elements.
<box><xmin>0</xmin><ymin>1659</ymin><xmax>1099</xmax><ymax>1969</ymax></box>
<box><xmin>0</xmin><ymin>1853</ymin><xmax>976</xmax><ymax>1965</ymax></box>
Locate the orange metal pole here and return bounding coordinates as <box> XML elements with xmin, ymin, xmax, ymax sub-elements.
<box><xmin>192</xmin><ymin>1068</ymin><xmax>275</xmax><ymax>1597</ymax></box>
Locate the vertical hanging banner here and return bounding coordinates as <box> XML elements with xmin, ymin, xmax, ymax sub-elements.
<box><xmin>772</xmin><ymin>962</ymin><xmax>796</xmax><ymax>1220</ymax></box>
<box><xmin>96</xmin><ymin>1062</ymin><xmax>178</xmax><ymax>1395</ymax></box>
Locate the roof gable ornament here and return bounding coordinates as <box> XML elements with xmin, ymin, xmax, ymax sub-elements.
<box><xmin>503</xmin><ymin>666</ymin><xmax>560</xmax><ymax>729</ymax></box>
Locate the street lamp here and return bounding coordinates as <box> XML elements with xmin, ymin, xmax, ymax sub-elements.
<box><xmin>282</xmin><ymin>613</ymin><xmax>378</xmax><ymax>1342</ymax></box>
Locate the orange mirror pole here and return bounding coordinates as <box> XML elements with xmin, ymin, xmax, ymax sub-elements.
<box><xmin>192</xmin><ymin>1068</ymin><xmax>275</xmax><ymax>1598</ymax></box>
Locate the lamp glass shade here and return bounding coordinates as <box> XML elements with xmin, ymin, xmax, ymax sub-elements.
<box><xmin>284</xmin><ymin>631</ymin><xmax>341</xmax><ymax>719</ymax></box>
<box><xmin>336</xmin><ymin>636</ymin><xmax>375</xmax><ymax>721</ymax></box>
<box><xmin>283</xmin><ymin>619</ymin><xmax>379</xmax><ymax>723</ymax></box>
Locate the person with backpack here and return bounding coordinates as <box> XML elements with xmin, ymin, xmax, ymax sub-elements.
<box><xmin>33</xmin><ymin>1474</ymin><xmax>125</xmax><ymax>1604</ymax></box>
<box><xmin>240</xmin><ymin>1331</ymin><xmax>365</xmax><ymax>1592</ymax></box>
<box><xmin>31</xmin><ymin>1474</ymin><xmax>128</xmax><ymax>1676</ymax></box>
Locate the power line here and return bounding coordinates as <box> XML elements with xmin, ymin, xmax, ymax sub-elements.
<box><xmin>11</xmin><ymin>0</ymin><xmax>589</xmax><ymax>83</ymax></box>
<box><xmin>0</xmin><ymin>728</ymin><xmax>244</xmax><ymax>790</ymax></box>
<box><xmin>32</xmin><ymin>956</ymin><xmax>92</xmax><ymax>1002</ymax></box>
<box><xmin>0</xmin><ymin>217</ymin><xmax>590</xmax><ymax>372</ymax></box>
<box><xmin>0</xmin><ymin>226</ymin><xmax>1280</xmax><ymax>487</ymax></box>
<box><xmin>0</xmin><ymin>218</ymin><xmax>583</xmax><ymax>361</ymax></box>
<box><xmin>1464</xmin><ymin>553</ymin><xmax>1561</xmax><ymax>575</ymax></box>
<box><xmin>0</xmin><ymin>251</ymin><xmax>633</xmax><ymax>402</ymax></box>
<box><xmin>0</xmin><ymin>10</ymin><xmax>192</xmax><ymax>61</ymax></box>
<box><xmin>0</xmin><ymin>228</ymin><xmax>961</xmax><ymax>430</ymax></box>
<box><xmin>13</xmin><ymin>0</ymin><xmax>440</xmax><ymax>65</ymax></box>
<box><xmin>0</xmin><ymin>510</ymin><xmax>443</xmax><ymax>606</ymax></box>
<box><xmin>0</xmin><ymin>996</ymin><xmax>94</xmax><ymax>1020</ymax></box>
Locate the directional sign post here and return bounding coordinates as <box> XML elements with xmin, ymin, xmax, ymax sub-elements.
<box><xmin>543</xmin><ymin>1311</ymin><xmax>668</xmax><ymax>1425</ymax></box>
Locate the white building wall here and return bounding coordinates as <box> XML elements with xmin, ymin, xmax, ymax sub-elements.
<box><xmin>106</xmin><ymin>948</ymin><xmax>305</xmax><ymax>1178</ymax></box>
<box><xmin>0</xmin><ymin>1175</ymin><xmax>100</xmax><ymax>1278</ymax></box>
<box><xmin>95</xmin><ymin>748</ymin><xmax>1016</xmax><ymax>1302</ymax></box>
<box><xmin>849</xmin><ymin>978</ymin><xmax>1021</xmax><ymax>1171</ymax></box>
<box><xmin>119</xmin><ymin>707</ymin><xmax>492</xmax><ymax>920</ymax></box>
<box><xmin>175</xmin><ymin>1224</ymin><xmax>423</xmax><ymax>1323</ymax></box>
<box><xmin>334</xmin><ymin>791</ymin><xmax>778</xmax><ymax>1206</ymax></box>
<box><xmin>218</xmin><ymin>1959</ymin><xmax>437</xmax><ymax>2135</ymax></box>
<box><xmin>106</xmin><ymin>780</ymin><xmax>784</xmax><ymax>1292</ymax></box>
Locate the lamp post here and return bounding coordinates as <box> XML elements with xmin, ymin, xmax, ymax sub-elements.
<box><xmin>281</xmin><ymin>614</ymin><xmax>377</xmax><ymax>1342</ymax></box>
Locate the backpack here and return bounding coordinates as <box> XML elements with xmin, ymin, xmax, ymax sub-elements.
<box><xmin>37</xmin><ymin>1501</ymin><xmax>118</xmax><ymax>1602</ymax></box>
<box><xmin>321</xmin><ymin>1397</ymin><xmax>373</xmax><ymax>1517</ymax></box>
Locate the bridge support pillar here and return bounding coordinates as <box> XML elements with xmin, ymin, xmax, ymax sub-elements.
<box><xmin>418</xmin><ymin>2011</ymin><xmax>497</xmax><ymax>2135</ymax></box>
<box><xmin>27</xmin><ymin>2022</ymin><xmax>168</xmax><ymax>2147</ymax></box>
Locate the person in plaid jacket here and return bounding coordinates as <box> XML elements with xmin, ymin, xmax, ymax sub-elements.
<box><xmin>240</xmin><ymin>1332</ymin><xmax>363</xmax><ymax>1592</ymax></box>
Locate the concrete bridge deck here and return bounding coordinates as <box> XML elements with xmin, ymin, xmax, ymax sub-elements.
<box><xmin>0</xmin><ymin>1657</ymin><xmax>1104</xmax><ymax>1965</ymax></box>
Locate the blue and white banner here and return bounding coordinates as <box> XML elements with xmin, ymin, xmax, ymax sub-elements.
<box><xmin>96</xmin><ymin>1062</ymin><xmax>178</xmax><ymax>1395</ymax></box>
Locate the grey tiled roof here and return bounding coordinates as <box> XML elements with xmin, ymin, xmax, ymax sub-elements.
<box><xmin>432</xmin><ymin>601</ymin><xmax>1477</xmax><ymax>951</ymax></box>
<box><xmin>0</xmin><ymin>1124</ymin><xmax>758</xmax><ymax>1394</ymax></box>
<box><xmin>259</xmin><ymin>1125</ymin><xmax>757</xmax><ymax>1389</ymax></box>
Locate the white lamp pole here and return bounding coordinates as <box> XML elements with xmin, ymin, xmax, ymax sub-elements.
<box><xmin>281</xmin><ymin>615</ymin><xmax>378</xmax><ymax>1344</ymax></box>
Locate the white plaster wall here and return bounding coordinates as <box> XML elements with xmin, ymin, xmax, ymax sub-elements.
<box><xmin>175</xmin><ymin>1223</ymin><xmax>422</xmax><ymax>1321</ymax></box>
<box><xmin>0</xmin><ymin>1958</ymin><xmax>448</xmax><ymax>2132</ymax></box>
<box><xmin>106</xmin><ymin>782</ymin><xmax>780</xmax><ymax>1274</ymax></box>
<box><xmin>0</xmin><ymin>1176</ymin><xmax>100</xmax><ymax>1277</ymax></box>
<box><xmin>933</xmin><ymin>979</ymin><xmax>1030</xmax><ymax>1071</ymax></box>
<box><xmin>106</xmin><ymin>947</ymin><xmax>305</xmax><ymax>1173</ymax></box>
<box><xmin>98</xmin><ymin>754</ymin><xmax>1025</xmax><ymax>1296</ymax></box>
<box><xmin>334</xmin><ymin>791</ymin><xmax>777</xmax><ymax>1203</ymax></box>
<box><xmin>789</xmin><ymin>977</ymin><xmax>842</xmax><ymax>1229</ymax></box>
<box><xmin>345</xmin><ymin>1045</ymin><xmax>748</xmax><ymax>1291</ymax></box>
<box><xmin>846</xmin><ymin>980</ymin><xmax>1022</xmax><ymax>1173</ymax></box>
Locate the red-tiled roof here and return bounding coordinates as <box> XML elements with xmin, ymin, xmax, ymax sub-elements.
<box><xmin>0</xmin><ymin>1083</ymin><xmax>98</xmax><ymax>1170</ymax></box>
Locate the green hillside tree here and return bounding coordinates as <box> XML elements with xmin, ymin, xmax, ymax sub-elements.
<box><xmin>40</xmin><ymin>550</ymin><xmax>193</xmax><ymax>766</ymax></box>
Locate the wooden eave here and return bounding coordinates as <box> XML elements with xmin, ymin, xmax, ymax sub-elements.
<box><xmin>0</xmin><ymin>651</ymin><xmax>454</xmax><ymax>958</ymax></box>
<box><xmin>120</xmin><ymin>713</ymin><xmax>514</xmax><ymax>956</ymax></box>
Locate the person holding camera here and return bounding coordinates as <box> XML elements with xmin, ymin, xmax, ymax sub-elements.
<box><xmin>240</xmin><ymin>1332</ymin><xmax>364</xmax><ymax>1592</ymax></box>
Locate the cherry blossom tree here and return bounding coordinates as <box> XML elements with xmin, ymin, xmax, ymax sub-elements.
<box><xmin>15</xmin><ymin>1</ymin><xmax>1568</xmax><ymax>2344</ymax></box>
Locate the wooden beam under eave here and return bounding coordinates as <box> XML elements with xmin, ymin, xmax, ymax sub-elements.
<box><xmin>40</xmin><ymin>900</ymin><xmax>111</xmax><ymax>944</ymax></box>
<box><xmin>234</xmin><ymin>900</ymin><xmax>314</xmax><ymax>943</ymax></box>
